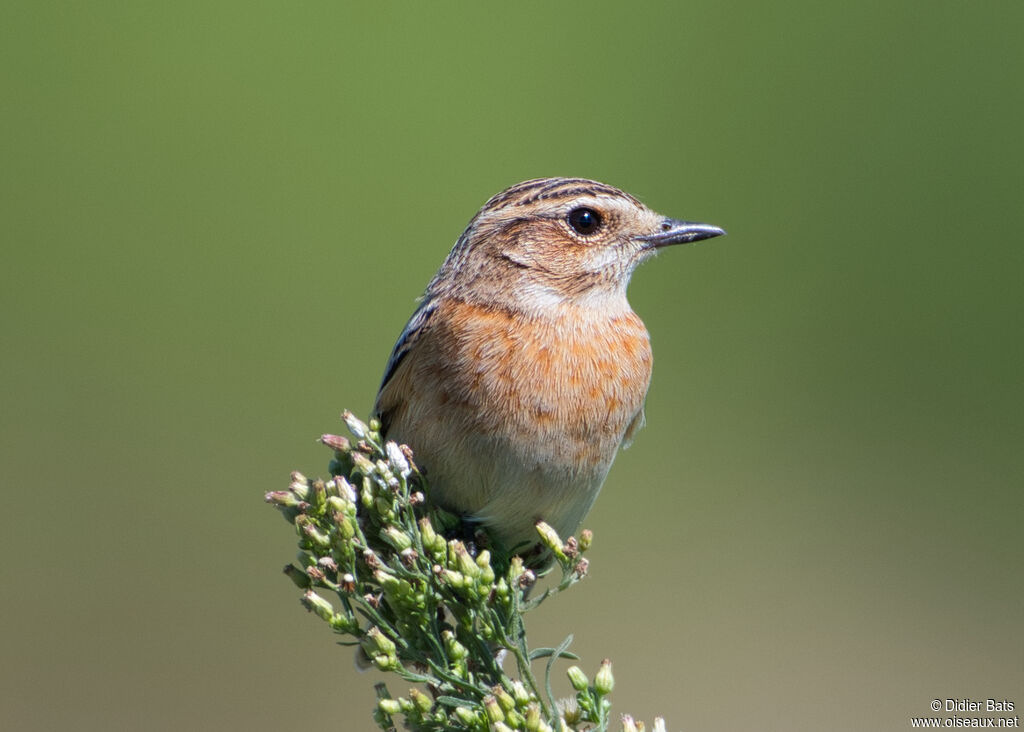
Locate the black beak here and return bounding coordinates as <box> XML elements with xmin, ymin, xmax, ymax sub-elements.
<box><xmin>638</xmin><ymin>218</ymin><xmax>726</xmax><ymax>249</ymax></box>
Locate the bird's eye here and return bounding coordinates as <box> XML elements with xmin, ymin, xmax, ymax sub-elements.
<box><xmin>567</xmin><ymin>207</ymin><xmax>603</xmax><ymax>236</ymax></box>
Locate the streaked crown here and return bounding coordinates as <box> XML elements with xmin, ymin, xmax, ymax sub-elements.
<box><xmin>426</xmin><ymin>177</ymin><xmax>724</xmax><ymax>310</ymax></box>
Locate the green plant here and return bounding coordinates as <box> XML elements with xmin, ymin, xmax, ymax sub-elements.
<box><xmin>266</xmin><ymin>411</ymin><xmax>667</xmax><ymax>732</ymax></box>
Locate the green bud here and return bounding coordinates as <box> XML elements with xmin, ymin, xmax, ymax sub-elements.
<box><xmin>419</xmin><ymin>517</ymin><xmax>438</xmax><ymax>547</ymax></box>
<box><xmin>380</xmin><ymin>525</ymin><xmax>412</xmax><ymax>551</ymax></box>
<box><xmin>495</xmin><ymin>578</ymin><xmax>510</xmax><ymax>600</ymax></box>
<box><xmin>363</xmin><ymin>626</ymin><xmax>397</xmax><ymax>656</ymax></box>
<box><xmin>566</xmin><ymin>665</ymin><xmax>589</xmax><ymax>692</ymax></box>
<box><xmin>265</xmin><ymin>490</ymin><xmax>301</xmax><ymax>508</ymax></box>
<box><xmin>535</xmin><ymin>521</ymin><xmax>567</xmax><ymax>561</ymax></box>
<box><xmin>442</xmin><ymin>630</ymin><xmax>468</xmax><ymax>660</ymax></box>
<box><xmin>453</xmin><ymin>707</ymin><xmax>478</xmax><ymax>727</ymax></box>
<box><xmin>524</xmin><ymin>703</ymin><xmax>542</xmax><ymax>732</ymax></box>
<box><xmin>377</xmin><ymin>698</ymin><xmax>401</xmax><ymax>716</ymax></box>
<box><xmin>594</xmin><ymin>658</ymin><xmax>614</xmax><ymax>695</ymax></box>
<box><xmin>351</xmin><ymin>451</ymin><xmax>375</xmax><ymax>476</ymax></box>
<box><xmin>335</xmin><ymin>514</ymin><xmax>356</xmax><ymax>540</ymax></box>
<box><xmin>579</xmin><ymin>528</ymin><xmax>593</xmax><ymax>551</ymax></box>
<box><xmin>310</xmin><ymin>479</ymin><xmax>327</xmax><ymax>513</ymax></box>
<box><xmin>296</xmin><ymin>517</ymin><xmax>331</xmax><ymax>549</ymax></box>
<box><xmin>492</xmin><ymin>685</ymin><xmax>516</xmax><ymax>712</ymax></box>
<box><xmin>493</xmin><ymin>723</ymin><xmax>514</xmax><ymax>732</ymax></box>
<box><xmin>374</xmin><ymin>569</ymin><xmax>407</xmax><ymax>597</ymax></box>
<box><xmin>372</xmin><ymin>653</ymin><xmax>398</xmax><ymax>672</ymax></box>
<box><xmin>476</xmin><ymin>550</ymin><xmax>496</xmax><ymax>584</ymax></box>
<box><xmin>511</xmin><ymin>680</ymin><xmax>533</xmax><ymax>705</ymax></box>
<box><xmin>409</xmin><ymin>688</ymin><xmax>433</xmax><ymax>714</ymax></box>
<box><xmin>442</xmin><ymin>569</ymin><xmax>467</xmax><ymax>588</ymax></box>
<box><xmin>289</xmin><ymin>472</ymin><xmax>311</xmax><ymax>499</ymax></box>
<box><xmin>452</xmin><ymin>541</ymin><xmax>481</xmax><ymax>578</ymax></box>
<box><xmin>508</xmin><ymin>556</ymin><xmax>525</xmax><ymax>583</ymax></box>
<box><xmin>375</xmin><ymin>459</ymin><xmax>397</xmax><ymax>486</ymax></box>
<box><xmin>325</xmin><ymin>495</ymin><xmax>350</xmax><ymax>515</ymax></box>
<box><xmin>374</xmin><ymin>496</ymin><xmax>396</xmax><ymax>520</ymax></box>
<box><xmin>301</xmin><ymin>590</ymin><xmax>334</xmax><ymax>622</ymax></box>
<box><xmin>483</xmin><ymin>695</ymin><xmax>504</xmax><ymax>723</ymax></box>
<box><xmin>328</xmin><ymin>613</ymin><xmax>358</xmax><ymax>634</ymax></box>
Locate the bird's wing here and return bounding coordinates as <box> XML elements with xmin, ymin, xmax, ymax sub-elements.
<box><xmin>373</xmin><ymin>298</ymin><xmax>437</xmax><ymax>432</ymax></box>
<box><xmin>620</xmin><ymin>405</ymin><xmax>646</xmax><ymax>449</ymax></box>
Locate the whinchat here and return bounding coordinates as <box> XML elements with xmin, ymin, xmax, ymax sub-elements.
<box><xmin>373</xmin><ymin>177</ymin><xmax>724</xmax><ymax>560</ymax></box>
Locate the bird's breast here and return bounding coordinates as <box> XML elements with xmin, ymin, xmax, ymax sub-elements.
<box><xmin>434</xmin><ymin>297</ymin><xmax>653</xmax><ymax>461</ymax></box>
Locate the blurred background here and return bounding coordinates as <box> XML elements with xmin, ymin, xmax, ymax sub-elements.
<box><xmin>2</xmin><ymin>2</ymin><xmax>1021</xmax><ymax>730</ymax></box>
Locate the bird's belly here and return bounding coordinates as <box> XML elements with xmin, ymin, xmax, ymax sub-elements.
<box><xmin>391</xmin><ymin>299</ymin><xmax>653</xmax><ymax>549</ymax></box>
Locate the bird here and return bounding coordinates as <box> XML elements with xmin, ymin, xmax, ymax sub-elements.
<box><xmin>372</xmin><ymin>177</ymin><xmax>724</xmax><ymax>562</ymax></box>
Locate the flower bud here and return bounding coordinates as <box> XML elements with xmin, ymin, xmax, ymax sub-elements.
<box><xmin>297</xmin><ymin>517</ymin><xmax>330</xmax><ymax>549</ymax></box>
<box><xmin>559</xmin><ymin>697</ymin><xmax>581</xmax><ymax>725</ymax></box>
<box><xmin>579</xmin><ymin>529</ymin><xmax>593</xmax><ymax>551</ymax></box>
<box><xmin>289</xmin><ymin>471</ymin><xmax>311</xmax><ymax>497</ymax></box>
<box><xmin>452</xmin><ymin>541</ymin><xmax>481</xmax><ymax>578</ymax></box>
<box><xmin>442</xmin><ymin>569</ymin><xmax>467</xmax><ymax>588</ymax></box>
<box><xmin>350</xmin><ymin>451</ymin><xmax>375</xmax><ymax>476</ymax></box>
<box><xmin>378</xmin><ymin>698</ymin><xmax>401</xmax><ymax>716</ymax></box>
<box><xmin>524</xmin><ymin>703</ymin><xmax>542</xmax><ymax>732</ymax></box>
<box><xmin>362</xmin><ymin>626</ymin><xmax>396</xmax><ymax>656</ymax></box>
<box><xmin>335</xmin><ymin>476</ymin><xmax>357</xmax><ymax>503</ymax></box>
<box><xmin>301</xmin><ymin>590</ymin><xmax>334</xmax><ymax>621</ymax></box>
<box><xmin>453</xmin><ymin>707</ymin><xmax>477</xmax><ymax>727</ymax></box>
<box><xmin>328</xmin><ymin>613</ymin><xmax>358</xmax><ymax>634</ymax></box>
<box><xmin>310</xmin><ymin>478</ymin><xmax>327</xmax><ymax>513</ymax></box>
<box><xmin>492</xmin><ymin>685</ymin><xmax>516</xmax><ymax>712</ymax></box>
<box><xmin>621</xmin><ymin>715</ymin><xmax>639</xmax><ymax>732</ymax></box>
<box><xmin>374</xmin><ymin>569</ymin><xmax>408</xmax><ymax>597</ymax></box>
<box><xmin>511</xmin><ymin>680</ymin><xmax>532</xmax><ymax>705</ymax></box>
<box><xmin>594</xmin><ymin>658</ymin><xmax>614</xmax><ymax>695</ymax></box>
<box><xmin>476</xmin><ymin>550</ymin><xmax>496</xmax><ymax>584</ymax></box>
<box><xmin>409</xmin><ymin>688</ymin><xmax>433</xmax><ymax>714</ymax></box>
<box><xmin>265</xmin><ymin>490</ymin><xmax>301</xmax><ymax>508</ymax></box>
<box><xmin>335</xmin><ymin>513</ymin><xmax>356</xmax><ymax>540</ymax></box>
<box><xmin>341</xmin><ymin>410</ymin><xmax>368</xmax><ymax>439</ymax></box>
<box><xmin>385</xmin><ymin>440</ymin><xmax>411</xmax><ymax>477</ymax></box>
<box><xmin>483</xmin><ymin>695</ymin><xmax>504</xmax><ymax>723</ymax></box>
<box><xmin>535</xmin><ymin>521</ymin><xmax>567</xmax><ymax>560</ymax></box>
<box><xmin>320</xmin><ymin>433</ymin><xmax>351</xmax><ymax>452</ymax></box>
<box><xmin>442</xmin><ymin>630</ymin><xmax>468</xmax><ymax>660</ymax></box>
<box><xmin>653</xmin><ymin>718</ymin><xmax>667</xmax><ymax>732</ymax></box>
<box><xmin>381</xmin><ymin>525</ymin><xmax>412</xmax><ymax>551</ymax></box>
<box><xmin>566</xmin><ymin>665</ymin><xmax>589</xmax><ymax>692</ymax></box>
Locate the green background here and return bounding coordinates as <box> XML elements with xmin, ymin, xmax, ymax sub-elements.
<box><xmin>3</xmin><ymin>3</ymin><xmax>1021</xmax><ymax>730</ymax></box>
